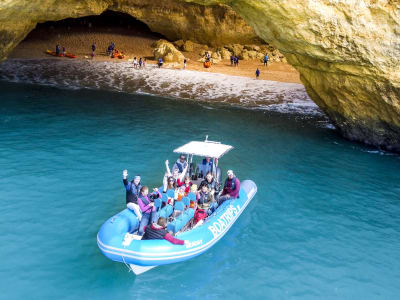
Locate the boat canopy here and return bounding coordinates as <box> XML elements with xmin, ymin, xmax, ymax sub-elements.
<box><xmin>173</xmin><ymin>140</ymin><xmax>233</xmax><ymax>159</ymax></box>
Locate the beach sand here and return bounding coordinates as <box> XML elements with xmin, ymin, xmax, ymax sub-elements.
<box><xmin>9</xmin><ymin>16</ymin><xmax>301</xmax><ymax>84</ymax></box>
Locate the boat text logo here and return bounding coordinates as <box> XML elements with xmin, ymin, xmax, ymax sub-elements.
<box><xmin>208</xmin><ymin>204</ymin><xmax>241</xmax><ymax>238</ymax></box>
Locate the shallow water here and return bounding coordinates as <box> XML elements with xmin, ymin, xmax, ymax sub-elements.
<box><xmin>1</xmin><ymin>81</ymin><xmax>400</xmax><ymax>299</ymax></box>
<box><xmin>0</xmin><ymin>59</ymin><xmax>319</xmax><ymax>115</ymax></box>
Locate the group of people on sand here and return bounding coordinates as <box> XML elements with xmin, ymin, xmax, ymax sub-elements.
<box><xmin>122</xmin><ymin>154</ymin><xmax>240</xmax><ymax>244</ymax></box>
<box><xmin>132</xmin><ymin>57</ymin><xmax>146</xmax><ymax>69</ymax></box>
<box><xmin>230</xmin><ymin>55</ymin><xmax>239</xmax><ymax>67</ymax></box>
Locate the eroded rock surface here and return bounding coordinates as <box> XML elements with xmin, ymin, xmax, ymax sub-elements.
<box><xmin>0</xmin><ymin>0</ymin><xmax>399</xmax><ymax>150</ymax></box>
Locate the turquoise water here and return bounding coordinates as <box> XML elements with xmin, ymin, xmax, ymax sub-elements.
<box><xmin>1</xmin><ymin>81</ymin><xmax>400</xmax><ymax>299</ymax></box>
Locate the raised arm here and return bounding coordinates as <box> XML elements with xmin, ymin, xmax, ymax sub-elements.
<box><xmin>123</xmin><ymin>169</ymin><xmax>131</xmax><ymax>191</ymax></box>
<box><xmin>177</xmin><ymin>164</ymin><xmax>188</xmax><ymax>182</ymax></box>
<box><xmin>165</xmin><ymin>160</ymin><xmax>172</xmax><ymax>177</ymax></box>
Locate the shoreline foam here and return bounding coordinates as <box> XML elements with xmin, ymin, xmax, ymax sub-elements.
<box><xmin>0</xmin><ymin>59</ymin><xmax>324</xmax><ymax>117</ymax></box>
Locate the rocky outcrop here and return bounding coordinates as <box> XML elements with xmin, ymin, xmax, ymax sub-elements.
<box><xmin>0</xmin><ymin>0</ymin><xmax>399</xmax><ymax>150</ymax></box>
<box><xmin>190</xmin><ymin>0</ymin><xmax>400</xmax><ymax>151</ymax></box>
<box><xmin>153</xmin><ymin>39</ymin><xmax>185</xmax><ymax>63</ymax></box>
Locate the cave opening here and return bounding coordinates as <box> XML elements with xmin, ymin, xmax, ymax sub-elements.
<box><xmin>9</xmin><ymin>9</ymin><xmax>301</xmax><ymax>84</ymax></box>
<box><xmin>10</xmin><ymin>10</ymin><xmax>165</xmax><ymax>59</ymax></box>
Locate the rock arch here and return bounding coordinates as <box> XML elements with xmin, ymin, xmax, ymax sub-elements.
<box><xmin>0</xmin><ymin>0</ymin><xmax>399</xmax><ymax>151</ymax></box>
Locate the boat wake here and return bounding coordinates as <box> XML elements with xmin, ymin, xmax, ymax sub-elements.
<box><xmin>0</xmin><ymin>59</ymin><xmax>323</xmax><ymax>116</ymax></box>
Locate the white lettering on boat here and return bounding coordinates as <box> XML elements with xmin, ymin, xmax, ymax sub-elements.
<box><xmin>185</xmin><ymin>240</ymin><xmax>202</xmax><ymax>248</ymax></box>
<box><xmin>208</xmin><ymin>204</ymin><xmax>240</xmax><ymax>238</ymax></box>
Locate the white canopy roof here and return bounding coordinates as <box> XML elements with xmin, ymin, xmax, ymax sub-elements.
<box><xmin>173</xmin><ymin>140</ymin><xmax>233</xmax><ymax>159</ymax></box>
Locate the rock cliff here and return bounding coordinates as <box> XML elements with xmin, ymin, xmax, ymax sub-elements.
<box><xmin>0</xmin><ymin>0</ymin><xmax>399</xmax><ymax>151</ymax></box>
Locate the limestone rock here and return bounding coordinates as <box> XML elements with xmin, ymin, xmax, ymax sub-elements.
<box><xmin>216</xmin><ymin>47</ymin><xmax>232</xmax><ymax>59</ymax></box>
<box><xmin>173</xmin><ymin>40</ymin><xmax>185</xmax><ymax>50</ymax></box>
<box><xmin>211</xmin><ymin>51</ymin><xmax>221</xmax><ymax>60</ymax></box>
<box><xmin>244</xmin><ymin>45</ymin><xmax>261</xmax><ymax>52</ymax></box>
<box><xmin>182</xmin><ymin>40</ymin><xmax>196</xmax><ymax>52</ymax></box>
<box><xmin>153</xmin><ymin>40</ymin><xmax>184</xmax><ymax>63</ymax></box>
<box><xmin>225</xmin><ymin>44</ymin><xmax>244</xmax><ymax>56</ymax></box>
<box><xmin>238</xmin><ymin>50</ymin><xmax>249</xmax><ymax>60</ymax></box>
<box><xmin>247</xmin><ymin>50</ymin><xmax>258</xmax><ymax>59</ymax></box>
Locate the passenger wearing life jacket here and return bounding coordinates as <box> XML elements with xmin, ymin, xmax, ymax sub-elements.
<box><xmin>197</xmin><ymin>183</ymin><xmax>216</xmax><ymax>211</ymax></box>
<box><xmin>218</xmin><ymin>170</ymin><xmax>240</xmax><ymax>205</ymax></box>
<box><xmin>194</xmin><ymin>184</ymin><xmax>216</xmax><ymax>223</ymax></box>
<box><xmin>172</xmin><ymin>154</ymin><xmax>188</xmax><ymax>175</ymax></box>
<box><xmin>142</xmin><ymin>217</ymin><xmax>185</xmax><ymax>245</ymax></box>
<box><xmin>198</xmin><ymin>157</ymin><xmax>216</xmax><ymax>178</ymax></box>
<box><xmin>177</xmin><ymin>176</ymin><xmax>192</xmax><ymax>194</ymax></box>
<box><xmin>137</xmin><ymin>186</ymin><xmax>161</xmax><ymax>235</ymax></box>
<box><xmin>200</xmin><ymin>172</ymin><xmax>217</xmax><ymax>194</ymax></box>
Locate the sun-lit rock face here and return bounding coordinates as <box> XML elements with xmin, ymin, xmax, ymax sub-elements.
<box><xmin>0</xmin><ymin>0</ymin><xmax>399</xmax><ymax>150</ymax></box>
<box><xmin>189</xmin><ymin>0</ymin><xmax>400</xmax><ymax>151</ymax></box>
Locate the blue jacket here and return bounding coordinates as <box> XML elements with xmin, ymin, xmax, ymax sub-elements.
<box><xmin>123</xmin><ymin>179</ymin><xmax>141</xmax><ymax>204</ymax></box>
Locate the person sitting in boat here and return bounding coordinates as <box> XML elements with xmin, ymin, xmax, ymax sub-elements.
<box><xmin>142</xmin><ymin>217</ymin><xmax>185</xmax><ymax>245</ymax></box>
<box><xmin>177</xmin><ymin>175</ymin><xmax>192</xmax><ymax>194</ymax></box>
<box><xmin>218</xmin><ymin>170</ymin><xmax>240</xmax><ymax>205</ymax></box>
<box><xmin>172</xmin><ymin>154</ymin><xmax>188</xmax><ymax>175</ymax></box>
<box><xmin>200</xmin><ymin>172</ymin><xmax>217</xmax><ymax>195</ymax></box>
<box><xmin>163</xmin><ymin>159</ymin><xmax>187</xmax><ymax>193</ymax></box>
<box><xmin>198</xmin><ymin>157</ymin><xmax>216</xmax><ymax>178</ymax></box>
<box><xmin>137</xmin><ymin>186</ymin><xmax>161</xmax><ymax>235</ymax></box>
<box><xmin>197</xmin><ymin>183</ymin><xmax>217</xmax><ymax>215</ymax></box>
<box><xmin>123</xmin><ymin>170</ymin><xmax>143</xmax><ymax>220</ymax></box>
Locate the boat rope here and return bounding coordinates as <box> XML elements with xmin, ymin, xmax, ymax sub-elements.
<box><xmin>121</xmin><ymin>255</ymin><xmax>133</xmax><ymax>274</ymax></box>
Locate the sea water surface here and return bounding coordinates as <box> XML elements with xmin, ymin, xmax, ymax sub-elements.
<box><xmin>1</xmin><ymin>81</ymin><xmax>400</xmax><ymax>299</ymax></box>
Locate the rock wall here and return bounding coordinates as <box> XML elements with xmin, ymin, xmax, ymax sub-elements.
<box><xmin>189</xmin><ymin>0</ymin><xmax>400</xmax><ymax>151</ymax></box>
<box><xmin>0</xmin><ymin>0</ymin><xmax>260</xmax><ymax>61</ymax></box>
<box><xmin>0</xmin><ymin>0</ymin><xmax>399</xmax><ymax>151</ymax></box>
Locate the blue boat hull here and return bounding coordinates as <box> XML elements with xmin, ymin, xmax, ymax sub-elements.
<box><xmin>97</xmin><ymin>180</ymin><xmax>257</xmax><ymax>267</ymax></box>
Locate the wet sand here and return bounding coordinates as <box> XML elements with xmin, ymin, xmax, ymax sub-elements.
<box><xmin>9</xmin><ymin>19</ymin><xmax>301</xmax><ymax>84</ymax></box>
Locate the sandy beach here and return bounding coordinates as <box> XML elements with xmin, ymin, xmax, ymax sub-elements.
<box><xmin>9</xmin><ymin>16</ymin><xmax>301</xmax><ymax>84</ymax></box>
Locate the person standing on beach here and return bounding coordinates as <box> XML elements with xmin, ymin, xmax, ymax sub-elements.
<box><xmin>91</xmin><ymin>42</ymin><xmax>96</xmax><ymax>58</ymax></box>
<box><xmin>264</xmin><ymin>53</ymin><xmax>269</xmax><ymax>66</ymax></box>
<box><xmin>143</xmin><ymin>58</ymin><xmax>146</xmax><ymax>68</ymax></box>
<box><xmin>133</xmin><ymin>57</ymin><xmax>138</xmax><ymax>69</ymax></box>
<box><xmin>230</xmin><ymin>55</ymin><xmax>234</xmax><ymax>66</ymax></box>
<box><xmin>256</xmin><ymin>68</ymin><xmax>260</xmax><ymax>79</ymax></box>
<box><xmin>139</xmin><ymin>57</ymin><xmax>143</xmax><ymax>69</ymax></box>
<box><xmin>62</xmin><ymin>47</ymin><xmax>66</xmax><ymax>56</ymax></box>
<box><xmin>183</xmin><ymin>58</ymin><xmax>187</xmax><ymax>69</ymax></box>
<box><xmin>158</xmin><ymin>58</ymin><xmax>163</xmax><ymax>68</ymax></box>
<box><xmin>56</xmin><ymin>44</ymin><xmax>61</xmax><ymax>56</ymax></box>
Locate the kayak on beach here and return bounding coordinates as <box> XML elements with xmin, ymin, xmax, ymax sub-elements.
<box><xmin>97</xmin><ymin>137</ymin><xmax>257</xmax><ymax>275</ymax></box>
<box><xmin>45</xmin><ymin>50</ymin><xmax>77</xmax><ymax>58</ymax></box>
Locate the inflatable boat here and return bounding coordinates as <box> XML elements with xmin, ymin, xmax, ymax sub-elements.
<box><xmin>97</xmin><ymin>138</ymin><xmax>257</xmax><ymax>274</ymax></box>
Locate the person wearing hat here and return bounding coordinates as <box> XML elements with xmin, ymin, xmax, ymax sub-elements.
<box><xmin>218</xmin><ymin>170</ymin><xmax>241</xmax><ymax>205</ymax></box>
<box><xmin>123</xmin><ymin>170</ymin><xmax>143</xmax><ymax>220</ymax></box>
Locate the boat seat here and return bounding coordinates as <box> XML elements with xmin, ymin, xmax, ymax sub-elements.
<box><xmin>182</xmin><ymin>197</ymin><xmax>190</xmax><ymax>207</ymax></box>
<box><xmin>159</xmin><ymin>204</ymin><xmax>173</xmax><ymax>219</ymax></box>
<box><xmin>166</xmin><ymin>189</ymin><xmax>175</xmax><ymax>198</ymax></box>
<box><xmin>161</xmin><ymin>193</ymin><xmax>169</xmax><ymax>204</ymax></box>
<box><xmin>187</xmin><ymin>192</ymin><xmax>196</xmax><ymax>202</ymax></box>
<box><xmin>154</xmin><ymin>198</ymin><xmax>162</xmax><ymax>211</ymax></box>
